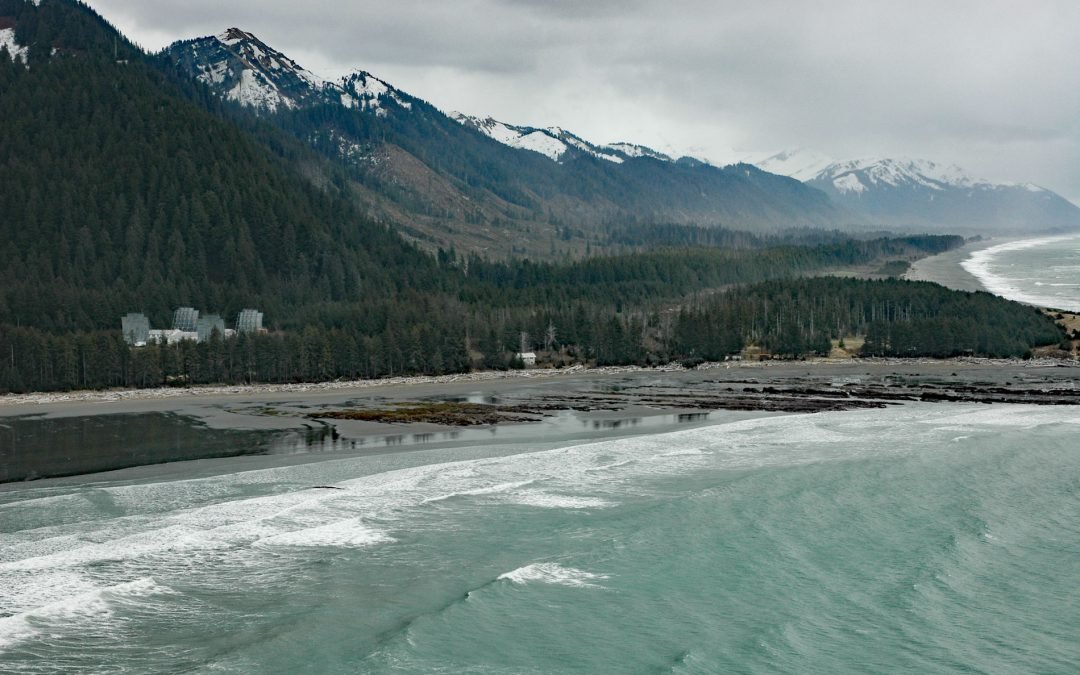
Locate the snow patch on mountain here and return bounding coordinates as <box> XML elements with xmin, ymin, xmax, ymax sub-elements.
<box><xmin>832</xmin><ymin>173</ymin><xmax>866</xmax><ymax>194</ymax></box>
<box><xmin>753</xmin><ymin>148</ymin><xmax>834</xmax><ymax>182</ymax></box>
<box><xmin>553</xmin><ymin>128</ymin><xmax>624</xmax><ymax>163</ymax></box>
<box><xmin>339</xmin><ymin>71</ymin><xmax>412</xmax><ymax>117</ymax></box>
<box><xmin>216</xmin><ymin>27</ymin><xmax>250</xmax><ymax>47</ymax></box>
<box><xmin>0</xmin><ymin>28</ymin><xmax>28</xmax><ymax>64</ymax></box>
<box><xmin>170</xmin><ymin>28</ymin><xmax>414</xmax><ymax>118</ymax></box>
<box><xmin>213</xmin><ymin>28</ymin><xmax>322</xmax><ymax>90</ymax></box>
<box><xmin>603</xmin><ymin>143</ymin><xmax>672</xmax><ymax>161</ymax></box>
<box><xmin>450</xmin><ymin>114</ymin><xmax>566</xmax><ymax>160</ymax></box>
<box><xmin>817</xmin><ymin>158</ymin><xmax>983</xmax><ymax>192</ymax></box>
<box><xmin>752</xmin><ymin>150</ymin><xmax>1031</xmax><ymax>194</ymax></box>
<box><xmin>451</xmin><ymin>113</ymin><xmax>630</xmax><ymax>164</ymax></box>
<box><xmin>758</xmin><ymin>151</ymin><xmax>1080</xmax><ymax>232</ymax></box>
<box><xmin>225</xmin><ymin>68</ymin><xmax>288</xmax><ymax>111</ymax></box>
<box><xmin>515</xmin><ymin>131</ymin><xmax>569</xmax><ymax>161</ymax></box>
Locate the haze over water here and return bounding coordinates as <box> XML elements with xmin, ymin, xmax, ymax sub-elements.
<box><xmin>2</xmin><ymin>403</ymin><xmax>1078</xmax><ymax>673</ymax></box>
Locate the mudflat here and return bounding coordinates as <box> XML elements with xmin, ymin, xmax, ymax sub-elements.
<box><xmin>4</xmin><ymin>358</ymin><xmax>1080</xmax><ymax>484</ymax></box>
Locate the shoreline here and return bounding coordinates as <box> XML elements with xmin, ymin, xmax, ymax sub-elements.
<box><xmin>905</xmin><ymin>233</ymin><xmax>1080</xmax><ymax>313</ymax></box>
<box><xmin>903</xmin><ymin>236</ymin><xmax>1001</xmax><ymax>292</ymax></box>
<box><xmin>4</xmin><ymin>357</ymin><xmax>1080</xmax><ymax>485</ymax></box>
<box><xmin>1</xmin><ymin>356</ymin><xmax>1078</xmax><ymax>415</ymax></box>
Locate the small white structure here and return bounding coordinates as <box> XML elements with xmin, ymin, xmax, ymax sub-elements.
<box><xmin>148</xmin><ymin>329</ymin><xmax>198</xmax><ymax>345</ymax></box>
<box><xmin>516</xmin><ymin>352</ymin><xmax>537</xmax><ymax>366</ymax></box>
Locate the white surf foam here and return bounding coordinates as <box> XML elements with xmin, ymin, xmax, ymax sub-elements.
<box><xmin>509</xmin><ymin>492</ymin><xmax>614</xmax><ymax>509</ymax></box>
<box><xmin>961</xmin><ymin>234</ymin><xmax>1080</xmax><ymax>310</ymax></box>
<box><xmin>0</xmin><ymin>577</ymin><xmax>173</xmax><ymax>650</ymax></box>
<box><xmin>584</xmin><ymin>458</ymin><xmax>637</xmax><ymax>473</ymax></box>
<box><xmin>259</xmin><ymin>519</ymin><xmax>393</xmax><ymax>548</ymax></box>
<box><xmin>497</xmin><ymin>563</ymin><xmax>608</xmax><ymax>588</ymax></box>
<box><xmin>919</xmin><ymin>404</ymin><xmax>1080</xmax><ymax>430</ymax></box>
<box><xmin>420</xmin><ymin>479</ymin><xmax>538</xmax><ymax>505</ymax></box>
<box><xmin>656</xmin><ymin>447</ymin><xmax>707</xmax><ymax>458</ymax></box>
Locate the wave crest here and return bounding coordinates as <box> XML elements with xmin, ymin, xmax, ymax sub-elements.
<box><xmin>497</xmin><ymin>563</ymin><xmax>608</xmax><ymax>588</ymax></box>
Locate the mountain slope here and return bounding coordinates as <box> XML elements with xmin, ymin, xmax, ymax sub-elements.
<box><xmin>163</xmin><ymin>30</ymin><xmax>856</xmax><ymax>256</ymax></box>
<box><xmin>755</xmin><ymin>150</ymin><xmax>1080</xmax><ymax>234</ymax></box>
<box><xmin>0</xmin><ymin>0</ymin><xmax>441</xmax><ymax>333</ymax></box>
<box><xmin>449</xmin><ymin>113</ymin><xmax>630</xmax><ymax>163</ymax></box>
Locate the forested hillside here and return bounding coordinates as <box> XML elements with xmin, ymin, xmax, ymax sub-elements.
<box><xmin>0</xmin><ymin>0</ymin><xmax>440</xmax><ymax>334</ymax></box>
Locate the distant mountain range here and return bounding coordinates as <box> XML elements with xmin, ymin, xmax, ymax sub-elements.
<box><xmin>167</xmin><ymin>28</ymin><xmax>415</xmax><ymax>116</ymax></box>
<box><xmin>162</xmin><ymin>29</ymin><xmax>1080</xmax><ymax>243</ymax></box>
<box><xmin>4</xmin><ymin>0</ymin><xmax>1078</xmax><ymax>260</ymax></box>
<box><xmin>162</xmin><ymin>28</ymin><xmax>856</xmax><ymax>256</ymax></box>
<box><xmin>755</xmin><ymin>150</ymin><xmax>1080</xmax><ymax>234</ymax></box>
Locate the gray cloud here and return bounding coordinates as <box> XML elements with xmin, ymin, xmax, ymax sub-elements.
<box><xmin>89</xmin><ymin>0</ymin><xmax>1080</xmax><ymax>202</ymax></box>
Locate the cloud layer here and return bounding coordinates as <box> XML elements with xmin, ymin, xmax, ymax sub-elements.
<box><xmin>90</xmin><ymin>0</ymin><xmax>1079</xmax><ymax>202</ymax></box>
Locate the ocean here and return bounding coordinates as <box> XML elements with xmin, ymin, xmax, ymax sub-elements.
<box><xmin>963</xmin><ymin>233</ymin><xmax>1080</xmax><ymax>311</ymax></box>
<box><xmin>2</xmin><ymin>403</ymin><xmax>1079</xmax><ymax>673</ymax></box>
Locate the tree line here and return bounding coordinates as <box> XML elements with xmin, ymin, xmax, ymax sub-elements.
<box><xmin>1</xmin><ymin>277</ymin><xmax>1063</xmax><ymax>393</ymax></box>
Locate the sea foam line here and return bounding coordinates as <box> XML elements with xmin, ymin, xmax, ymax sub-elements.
<box><xmin>961</xmin><ymin>234</ymin><xmax>1080</xmax><ymax>310</ymax></box>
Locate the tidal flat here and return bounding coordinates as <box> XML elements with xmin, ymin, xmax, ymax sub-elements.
<box><xmin>4</xmin><ymin>358</ymin><xmax>1080</xmax><ymax>485</ymax></box>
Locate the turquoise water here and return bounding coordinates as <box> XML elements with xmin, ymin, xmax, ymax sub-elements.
<box><xmin>963</xmin><ymin>234</ymin><xmax>1080</xmax><ymax>311</ymax></box>
<box><xmin>1</xmin><ymin>403</ymin><xmax>1079</xmax><ymax>673</ymax></box>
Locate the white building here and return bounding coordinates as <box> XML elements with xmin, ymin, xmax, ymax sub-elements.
<box><xmin>516</xmin><ymin>352</ymin><xmax>537</xmax><ymax>366</ymax></box>
<box><xmin>148</xmin><ymin>329</ymin><xmax>198</xmax><ymax>345</ymax></box>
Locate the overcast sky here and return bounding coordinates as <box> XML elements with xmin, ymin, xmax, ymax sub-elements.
<box><xmin>89</xmin><ymin>0</ymin><xmax>1079</xmax><ymax>203</ymax></box>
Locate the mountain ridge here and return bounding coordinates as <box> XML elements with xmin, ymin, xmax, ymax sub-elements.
<box><xmin>753</xmin><ymin>149</ymin><xmax>1080</xmax><ymax>234</ymax></box>
<box><xmin>162</xmin><ymin>28</ymin><xmax>858</xmax><ymax>256</ymax></box>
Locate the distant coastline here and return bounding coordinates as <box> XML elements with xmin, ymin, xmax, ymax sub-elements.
<box><xmin>903</xmin><ymin>237</ymin><xmax>1000</xmax><ymax>292</ymax></box>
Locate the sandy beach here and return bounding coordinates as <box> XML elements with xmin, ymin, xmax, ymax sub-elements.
<box><xmin>903</xmin><ymin>237</ymin><xmax>1001</xmax><ymax>292</ymax></box>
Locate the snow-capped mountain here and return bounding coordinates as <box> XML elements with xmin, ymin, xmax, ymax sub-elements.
<box><xmin>449</xmin><ymin>113</ymin><xmax>678</xmax><ymax>165</ymax></box>
<box><xmin>338</xmin><ymin>70</ymin><xmax>412</xmax><ymax>115</ymax></box>
<box><xmin>162</xmin><ymin>29</ymin><xmax>853</xmax><ymax>255</ymax></box>
<box><xmin>753</xmin><ymin>150</ymin><xmax>1080</xmax><ymax>234</ymax></box>
<box><xmin>165</xmin><ymin>29</ymin><xmax>414</xmax><ymax>116</ymax></box>
<box><xmin>815</xmin><ymin>158</ymin><xmax>1002</xmax><ymax>194</ymax></box>
<box><xmin>753</xmin><ymin>148</ymin><xmax>835</xmax><ymax>182</ymax></box>
<box><xmin>603</xmin><ymin>142</ymin><xmax>673</xmax><ymax>162</ymax></box>
<box><xmin>450</xmin><ymin>113</ymin><xmax>632</xmax><ymax>164</ymax></box>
